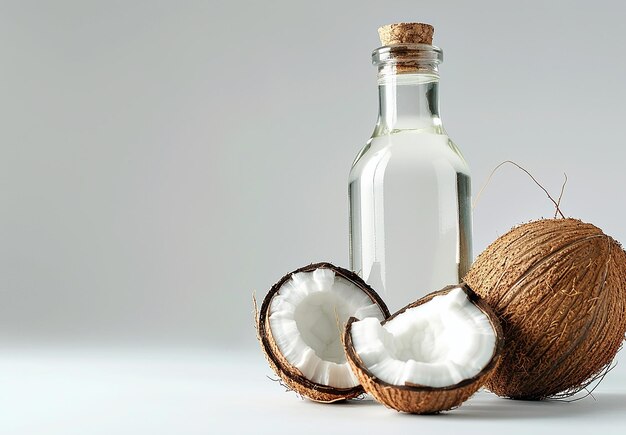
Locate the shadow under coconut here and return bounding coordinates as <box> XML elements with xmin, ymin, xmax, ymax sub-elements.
<box><xmin>430</xmin><ymin>391</ymin><xmax>626</xmax><ymax>420</ymax></box>
<box><xmin>322</xmin><ymin>391</ymin><xmax>626</xmax><ymax>418</ymax></box>
<box><xmin>307</xmin><ymin>394</ymin><xmax>381</xmax><ymax>408</ymax></box>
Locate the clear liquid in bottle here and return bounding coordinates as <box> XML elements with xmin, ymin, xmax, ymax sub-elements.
<box><xmin>349</xmin><ymin>131</ymin><xmax>471</xmax><ymax>311</ymax></box>
<box><xmin>348</xmin><ymin>27</ymin><xmax>472</xmax><ymax>312</ymax></box>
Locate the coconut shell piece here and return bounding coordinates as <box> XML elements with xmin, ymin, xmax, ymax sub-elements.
<box><xmin>256</xmin><ymin>262</ymin><xmax>390</xmax><ymax>403</ymax></box>
<box><xmin>343</xmin><ymin>285</ymin><xmax>503</xmax><ymax>414</ymax></box>
<box><xmin>464</xmin><ymin>218</ymin><xmax>626</xmax><ymax>399</ymax></box>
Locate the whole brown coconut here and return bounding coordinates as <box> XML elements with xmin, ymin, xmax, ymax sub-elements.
<box><xmin>464</xmin><ymin>218</ymin><xmax>626</xmax><ymax>399</ymax></box>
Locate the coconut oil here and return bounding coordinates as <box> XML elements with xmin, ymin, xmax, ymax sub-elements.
<box><xmin>349</xmin><ymin>26</ymin><xmax>472</xmax><ymax>312</ymax></box>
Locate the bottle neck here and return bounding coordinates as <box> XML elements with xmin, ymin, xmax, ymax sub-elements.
<box><xmin>371</xmin><ymin>44</ymin><xmax>444</xmax><ymax>136</ymax></box>
<box><xmin>375</xmin><ymin>73</ymin><xmax>443</xmax><ymax>135</ymax></box>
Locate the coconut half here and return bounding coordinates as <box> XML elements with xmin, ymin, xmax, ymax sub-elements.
<box><xmin>256</xmin><ymin>262</ymin><xmax>390</xmax><ymax>402</ymax></box>
<box><xmin>344</xmin><ymin>284</ymin><xmax>503</xmax><ymax>413</ymax></box>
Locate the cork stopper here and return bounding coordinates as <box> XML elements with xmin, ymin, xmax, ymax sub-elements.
<box><xmin>378</xmin><ymin>22</ymin><xmax>434</xmax><ymax>46</ymax></box>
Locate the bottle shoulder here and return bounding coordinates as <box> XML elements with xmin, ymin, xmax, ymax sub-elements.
<box><xmin>445</xmin><ymin>136</ymin><xmax>470</xmax><ymax>173</ymax></box>
<box><xmin>349</xmin><ymin>131</ymin><xmax>470</xmax><ymax>182</ymax></box>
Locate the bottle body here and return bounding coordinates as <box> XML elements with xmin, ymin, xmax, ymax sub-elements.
<box><xmin>349</xmin><ymin>131</ymin><xmax>471</xmax><ymax>312</ymax></box>
<box><xmin>349</xmin><ymin>44</ymin><xmax>472</xmax><ymax>312</ymax></box>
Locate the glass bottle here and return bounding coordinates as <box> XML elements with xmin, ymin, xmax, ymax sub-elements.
<box><xmin>348</xmin><ymin>40</ymin><xmax>472</xmax><ymax>312</ymax></box>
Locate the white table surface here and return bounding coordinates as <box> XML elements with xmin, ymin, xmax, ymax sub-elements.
<box><xmin>1</xmin><ymin>346</ymin><xmax>625</xmax><ymax>434</ymax></box>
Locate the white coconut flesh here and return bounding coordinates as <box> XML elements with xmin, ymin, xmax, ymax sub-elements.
<box><xmin>350</xmin><ymin>287</ymin><xmax>496</xmax><ymax>388</ymax></box>
<box><xmin>269</xmin><ymin>268</ymin><xmax>386</xmax><ymax>389</ymax></box>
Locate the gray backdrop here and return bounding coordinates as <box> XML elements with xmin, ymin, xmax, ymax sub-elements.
<box><xmin>1</xmin><ymin>0</ymin><xmax>626</xmax><ymax>356</ymax></box>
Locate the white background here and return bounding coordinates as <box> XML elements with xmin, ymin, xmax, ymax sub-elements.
<box><xmin>1</xmin><ymin>1</ymin><xmax>626</xmax><ymax>433</ymax></box>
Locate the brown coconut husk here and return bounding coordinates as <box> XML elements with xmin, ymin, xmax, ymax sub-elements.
<box><xmin>256</xmin><ymin>262</ymin><xmax>390</xmax><ymax>403</ymax></box>
<box><xmin>343</xmin><ymin>284</ymin><xmax>504</xmax><ymax>414</ymax></box>
<box><xmin>464</xmin><ymin>218</ymin><xmax>626</xmax><ymax>400</ymax></box>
